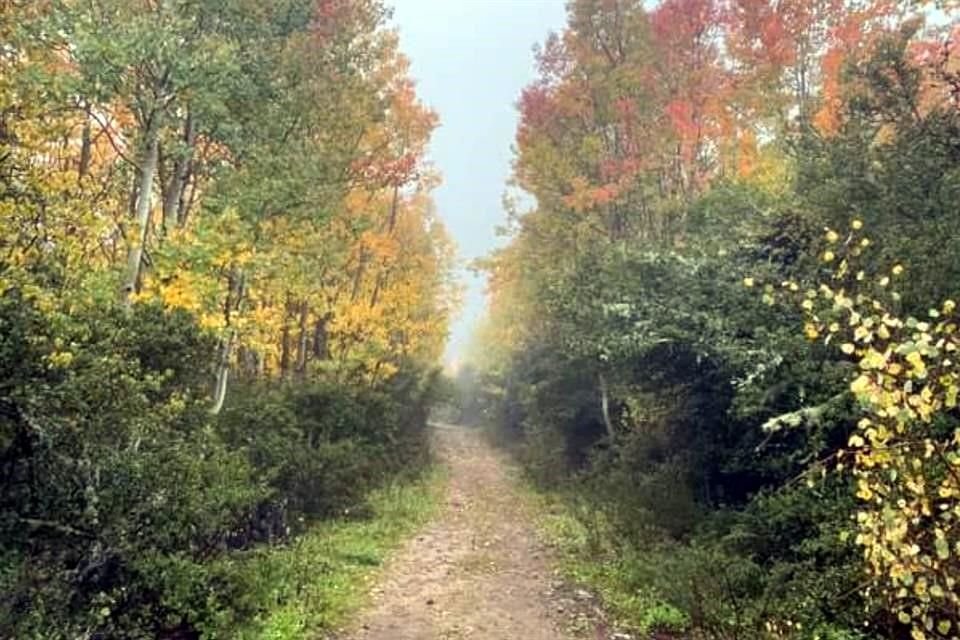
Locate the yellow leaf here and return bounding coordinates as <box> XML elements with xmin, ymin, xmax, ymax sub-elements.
<box><xmin>851</xmin><ymin>374</ymin><xmax>872</xmax><ymax>395</ymax></box>
<box><xmin>947</xmin><ymin>385</ymin><xmax>958</xmax><ymax>408</ymax></box>
<box><xmin>47</xmin><ymin>351</ymin><xmax>74</xmax><ymax>369</ymax></box>
<box><xmin>861</xmin><ymin>349</ymin><xmax>886</xmax><ymax>369</ymax></box>
<box><xmin>906</xmin><ymin>351</ymin><xmax>927</xmax><ymax>376</ymax></box>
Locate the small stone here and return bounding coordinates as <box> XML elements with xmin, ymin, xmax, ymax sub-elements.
<box><xmin>575</xmin><ymin>589</ymin><xmax>592</xmax><ymax>600</ymax></box>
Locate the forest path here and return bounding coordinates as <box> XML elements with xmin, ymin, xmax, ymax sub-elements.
<box><xmin>334</xmin><ymin>424</ymin><xmax>614</xmax><ymax>640</ymax></box>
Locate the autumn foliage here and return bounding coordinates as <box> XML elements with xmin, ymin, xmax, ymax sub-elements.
<box><xmin>0</xmin><ymin>0</ymin><xmax>453</xmax><ymax>636</ymax></box>
<box><xmin>476</xmin><ymin>1</ymin><xmax>960</xmax><ymax>638</ymax></box>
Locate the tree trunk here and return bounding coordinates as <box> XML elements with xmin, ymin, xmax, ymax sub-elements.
<box><xmin>369</xmin><ymin>185</ymin><xmax>400</xmax><ymax>309</ymax></box>
<box><xmin>210</xmin><ymin>331</ymin><xmax>234</xmax><ymax>415</ymax></box>
<box><xmin>162</xmin><ymin>111</ymin><xmax>195</xmax><ymax>233</ymax></box>
<box><xmin>598</xmin><ymin>371</ymin><xmax>615</xmax><ymax>440</ymax></box>
<box><xmin>209</xmin><ymin>269</ymin><xmax>245</xmax><ymax>414</ymax></box>
<box><xmin>369</xmin><ymin>272</ymin><xmax>383</xmax><ymax>309</ymax></box>
<box><xmin>179</xmin><ymin>170</ymin><xmax>199</xmax><ymax>228</ymax></box>
<box><xmin>78</xmin><ymin>117</ymin><xmax>92</xmax><ymax>182</ymax></box>
<box><xmin>350</xmin><ymin>253</ymin><xmax>367</xmax><ymax>303</ymax></box>
<box><xmin>279</xmin><ymin>299</ymin><xmax>293</xmax><ymax>379</ymax></box>
<box><xmin>120</xmin><ymin>119</ymin><xmax>160</xmax><ymax>306</ymax></box>
<box><xmin>386</xmin><ymin>184</ymin><xmax>400</xmax><ymax>231</ymax></box>
<box><xmin>313</xmin><ymin>313</ymin><xmax>331</xmax><ymax>360</ymax></box>
<box><xmin>295</xmin><ymin>301</ymin><xmax>309</xmax><ymax>377</ymax></box>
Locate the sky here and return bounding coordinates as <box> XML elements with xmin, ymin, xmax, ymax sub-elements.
<box><xmin>388</xmin><ymin>0</ymin><xmax>568</xmax><ymax>369</ymax></box>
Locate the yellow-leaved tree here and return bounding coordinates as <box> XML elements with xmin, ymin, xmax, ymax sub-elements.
<box><xmin>773</xmin><ymin>221</ymin><xmax>960</xmax><ymax>638</ymax></box>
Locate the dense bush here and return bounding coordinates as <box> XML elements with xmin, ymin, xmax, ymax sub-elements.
<box><xmin>0</xmin><ymin>295</ymin><xmax>258</xmax><ymax>637</ymax></box>
<box><xmin>0</xmin><ymin>293</ymin><xmax>435</xmax><ymax>638</ymax></box>
<box><xmin>219</xmin><ymin>374</ymin><xmax>434</xmax><ymax>526</ymax></box>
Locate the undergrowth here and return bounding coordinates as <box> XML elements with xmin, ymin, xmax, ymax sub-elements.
<box><xmin>236</xmin><ymin>468</ymin><xmax>446</xmax><ymax>639</ymax></box>
<box><xmin>523</xmin><ymin>487</ymin><xmax>691</xmax><ymax>638</ymax></box>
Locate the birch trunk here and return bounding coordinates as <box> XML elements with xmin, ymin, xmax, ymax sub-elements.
<box><xmin>120</xmin><ymin>121</ymin><xmax>160</xmax><ymax>306</ymax></box>
<box><xmin>598</xmin><ymin>371</ymin><xmax>615</xmax><ymax>440</ymax></box>
<box><xmin>209</xmin><ymin>269</ymin><xmax>244</xmax><ymax>415</ymax></box>
<box><xmin>209</xmin><ymin>331</ymin><xmax>234</xmax><ymax>415</ymax></box>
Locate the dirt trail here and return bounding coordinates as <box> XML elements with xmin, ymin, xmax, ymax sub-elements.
<box><xmin>336</xmin><ymin>424</ymin><xmax>614</xmax><ymax>640</ymax></box>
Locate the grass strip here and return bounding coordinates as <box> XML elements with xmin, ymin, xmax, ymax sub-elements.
<box><xmin>234</xmin><ymin>468</ymin><xmax>446</xmax><ymax>640</ymax></box>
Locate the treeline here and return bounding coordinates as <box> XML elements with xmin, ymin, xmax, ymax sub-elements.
<box><xmin>0</xmin><ymin>1</ymin><xmax>453</xmax><ymax>637</ymax></box>
<box><xmin>472</xmin><ymin>1</ymin><xmax>960</xmax><ymax>638</ymax></box>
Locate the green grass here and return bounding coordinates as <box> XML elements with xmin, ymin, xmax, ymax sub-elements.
<box><xmin>523</xmin><ymin>486</ymin><xmax>690</xmax><ymax>637</ymax></box>
<box><xmin>230</xmin><ymin>468</ymin><xmax>447</xmax><ymax>640</ymax></box>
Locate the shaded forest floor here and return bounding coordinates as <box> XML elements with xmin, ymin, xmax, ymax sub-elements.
<box><xmin>332</xmin><ymin>425</ymin><xmax>623</xmax><ymax>640</ymax></box>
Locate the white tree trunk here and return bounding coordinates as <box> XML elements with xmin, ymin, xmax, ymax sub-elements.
<box><xmin>121</xmin><ymin>123</ymin><xmax>160</xmax><ymax>306</ymax></box>
<box><xmin>210</xmin><ymin>331</ymin><xmax>234</xmax><ymax>416</ymax></box>
<box><xmin>210</xmin><ymin>270</ymin><xmax>244</xmax><ymax>415</ymax></box>
<box><xmin>598</xmin><ymin>371</ymin><xmax>615</xmax><ymax>440</ymax></box>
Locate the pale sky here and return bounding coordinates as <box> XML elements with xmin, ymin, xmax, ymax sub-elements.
<box><xmin>388</xmin><ymin>0</ymin><xmax>567</xmax><ymax>367</ymax></box>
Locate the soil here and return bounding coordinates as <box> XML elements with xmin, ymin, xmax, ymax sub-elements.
<box><xmin>332</xmin><ymin>424</ymin><xmax>627</xmax><ymax>640</ymax></box>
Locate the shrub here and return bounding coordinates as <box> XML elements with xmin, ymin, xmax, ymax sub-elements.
<box><xmin>0</xmin><ymin>295</ymin><xmax>265</xmax><ymax>637</ymax></box>
<box><xmin>217</xmin><ymin>377</ymin><xmax>433</xmax><ymax>525</ymax></box>
<box><xmin>0</xmin><ymin>291</ymin><xmax>437</xmax><ymax>637</ymax></box>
